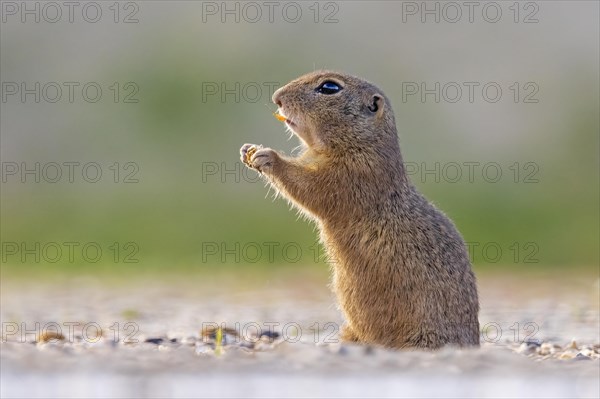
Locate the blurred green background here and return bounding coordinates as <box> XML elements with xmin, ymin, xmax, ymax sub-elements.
<box><xmin>1</xmin><ymin>1</ymin><xmax>598</xmax><ymax>277</ymax></box>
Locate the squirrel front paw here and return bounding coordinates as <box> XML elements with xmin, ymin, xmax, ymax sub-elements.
<box><xmin>240</xmin><ymin>143</ymin><xmax>278</xmax><ymax>173</ymax></box>
<box><xmin>240</xmin><ymin>143</ymin><xmax>261</xmax><ymax>165</ymax></box>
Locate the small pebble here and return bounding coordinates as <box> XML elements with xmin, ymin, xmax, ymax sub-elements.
<box><xmin>537</xmin><ymin>342</ymin><xmax>561</xmax><ymax>356</ymax></box>
<box><xmin>158</xmin><ymin>345</ymin><xmax>171</xmax><ymax>352</ymax></box>
<box><xmin>559</xmin><ymin>351</ymin><xmax>577</xmax><ymax>360</ymax></box>
<box><xmin>253</xmin><ymin>340</ymin><xmax>275</xmax><ymax>351</ymax></box>
<box><xmin>38</xmin><ymin>331</ymin><xmax>65</xmax><ymax>343</ymax></box>
<box><xmin>574</xmin><ymin>353</ymin><xmax>591</xmax><ymax>361</ymax></box>
<box><xmin>181</xmin><ymin>336</ymin><xmax>197</xmax><ymax>346</ymax></box>
<box><xmin>581</xmin><ymin>345</ymin><xmax>595</xmax><ymax>352</ymax></box>
<box><xmin>579</xmin><ymin>348</ymin><xmax>594</xmax><ymax>357</ymax></box>
<box><xmin>195</xmin><ymin>343</ymin><xmax>215</xmax><ymax>356</ymax></box>
<box><xmin>259</xmin><ymin>331</ymin><xmax>280</xmax><ymax>341</ymax></box>
<box><xmin>524</xmin><ymin>338</ymin><xmax>542</xmax><ymax>347</ymax></box>
<box><xmin>517</xmin><ymin>342</ymin><xmax>537</xmax><ymax>355</ymax></box>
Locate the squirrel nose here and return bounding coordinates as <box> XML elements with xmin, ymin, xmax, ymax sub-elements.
<box><xmin>272</xmin><ymin>87</ymin><xmax>284</xmax><ymax>107</ymax></box>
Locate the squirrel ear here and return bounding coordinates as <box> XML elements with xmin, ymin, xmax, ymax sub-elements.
<box><xmin>367</xmin><ymin>94</ymin><xmax>384</xmax><ymax>117</ymax></box>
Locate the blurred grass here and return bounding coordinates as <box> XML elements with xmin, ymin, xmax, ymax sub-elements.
<box><xmin>1</xmin><ymin>3</ymin><xmax>598</xmax><ymax>277</ymax></box>
<box><xmin>2</xmin><ymin>70</ymin><xmax>597</xmax><ymax>271</ymax></box>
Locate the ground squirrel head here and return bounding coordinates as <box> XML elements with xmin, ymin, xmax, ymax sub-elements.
<box><xmin>272</xmin><ymin>71</ymin><xmax>398</xmax><ymax>154</ymax></box>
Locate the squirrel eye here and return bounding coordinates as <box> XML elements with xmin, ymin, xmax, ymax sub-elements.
<box><xmin>316</xmin><ymin>81</ymin><xmax>342</xmax><ymax>95</ymax></box>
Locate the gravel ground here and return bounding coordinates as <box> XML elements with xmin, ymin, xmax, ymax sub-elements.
<box><xmin>1</xmin><ymin>269</ymin><xmax>599</xmax><ymax>398</ymax></box>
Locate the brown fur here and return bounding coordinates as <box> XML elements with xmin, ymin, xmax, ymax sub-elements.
<box><xmin>240</xmin><ymin>71</ymin><xmax>480</xmax><ymax>349</ymax></box>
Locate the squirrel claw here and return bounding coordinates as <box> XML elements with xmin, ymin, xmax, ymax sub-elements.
<box><xmin>240</xmin><ymin>143</ymin><xmax>262</xmax><ymax>166</ymax></box>
<box><xmin>240</xmin><ymin>144</ymin><xmax>277</xmax><ymax>173</ymax></box>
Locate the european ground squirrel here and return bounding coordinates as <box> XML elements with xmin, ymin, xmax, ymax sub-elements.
<box><xmin>240</xmin><ymin>71</ymin><xmax>480</xmax><ymax>349</ymax></box>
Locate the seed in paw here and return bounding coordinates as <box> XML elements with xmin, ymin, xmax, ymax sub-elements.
<box><xmin>246</xmin><ymin>146</ymin><xmax>258</xmax><ymax>163</ymax></box>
